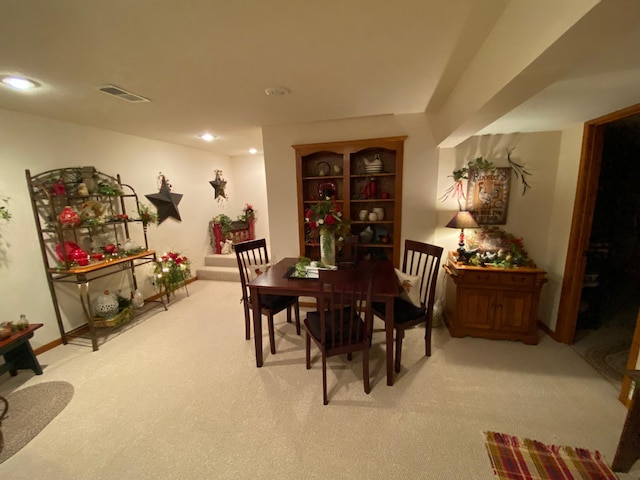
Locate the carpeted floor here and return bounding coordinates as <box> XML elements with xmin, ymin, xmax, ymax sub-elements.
<box><xmin>0</xmin><ymin>280</ymin><xmax>637</xmax><ymax>480</ymax></box>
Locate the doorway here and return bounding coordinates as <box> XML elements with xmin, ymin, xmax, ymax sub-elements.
<box><xmin>556</xmin><ymin>102</ymin><xmax>640</xmax><ymax>404</ymax></box>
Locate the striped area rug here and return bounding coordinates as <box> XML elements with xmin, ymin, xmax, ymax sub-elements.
<box><xmin>484</xmin><ymin>431</ymin><xmax>618</xmax><ymax>479</ymax></box>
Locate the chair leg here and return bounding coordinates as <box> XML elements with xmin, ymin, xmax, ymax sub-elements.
<box><xmin>363</xmin><ymin>349</ymin><xmax>370</xmax><ymax>394</ymax></box>
<box><xmin>394</xmin><ymin>329</ymin><xmax>404</xmax><ymax>374</ymax></box>
<box><xmin>243</xmin><ymin>301</ymin><xmax>251</xmax><ymax>340</ymax></box>
<box><xmin>268</xmin><ymin>315</ymin><xmax>276</xmax><ymax>355</ymax></box>
<box><xmin>294</xmin><ymin>302</ymin><xmax>301</xmax><ymax>335</ymax></box>
<box><xmin>306</xmin><ymin>332</ymin><xmax>311</xmax><ymax>369</ymax></box>
<box><xmin>286</xmin><ymin>306</ymin><xmax>292</xmax><ymax>323</ymax></box>
<box><xmin>322</xmin><ymin>353</ymin><xmax>328</xmax><ymax>405</ymax></box>
<box><xmin>347</xmin><ymin>352</ymin><xmax>353</xmax><ymax>361</ymax></box>
<box><xmin>424</xmin><ymin>319</ymin><xmax>432</xmax><ymax>357</ymax></box>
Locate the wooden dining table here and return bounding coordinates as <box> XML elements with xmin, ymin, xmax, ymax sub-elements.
<box><xmin>248</xmin><ymin>257</ymin><xmax>401</xmax><ymax>386</ymax></box>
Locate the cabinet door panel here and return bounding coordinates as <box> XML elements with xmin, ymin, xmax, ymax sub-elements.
<box><xmin>496</xmin><ymin>291</ymin><xmax>533</xmax><ymax>332</ymax></box>
<box><xmin>458</xmin><ymin>288</ymin><xmax>494</xmax><ymax>330</ymax></box>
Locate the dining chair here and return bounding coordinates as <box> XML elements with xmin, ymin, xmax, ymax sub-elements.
<box><xmin>372</xmin><ymin>240</ymin><xmax>443</xmax><ymax>373</ymax></box>
<box><xmin>305</xmin><ymin>264</ymin><xmax>375</xmax><ymax>405</ymax></box>
<box><xmin>337</xmin><ymin>234</ymin><xmax>358</xmax><ymax>269</ymax></box>
<box><xmin>235</xmin><ymin>239</ymin><xmax>300</xmax><ymax>354</ymax></box>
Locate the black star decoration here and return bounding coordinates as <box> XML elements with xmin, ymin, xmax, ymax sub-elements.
<box><xmin>209</xmin><ymin>170</ymin><xmax>228</xmax><ymax>201</ymax></box>
<box><xmin>145</xmin><ymin>177</ymin><xmax>183</xmax><ymax>224</ymax></box>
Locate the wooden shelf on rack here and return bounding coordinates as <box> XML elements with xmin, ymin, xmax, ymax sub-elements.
<box><xmin>48</xmin><ymin>250</ymin><xmax>156</xmax><ymax>275</ymax></box>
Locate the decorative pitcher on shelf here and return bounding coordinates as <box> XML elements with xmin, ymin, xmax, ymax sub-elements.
<box><xmin>363</xmin><ymin>154</ymin><xmax>383</xmax><ymax>174</ymax></box>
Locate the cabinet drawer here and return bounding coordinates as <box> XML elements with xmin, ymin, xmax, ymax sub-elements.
<box><xmin>499</xmin><ymin>273</ymin><xmax>535</xmax><ymax>287</ymax></box>
<box><xmin>462</xmin><ymin>272</ymin><xmax>501</xmax><ymax>285</ymax></box>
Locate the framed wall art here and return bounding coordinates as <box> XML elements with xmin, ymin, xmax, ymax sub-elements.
<box><xmin>466</xmin><ymin>167</ymin><xmax>511</xmax><ymax>225</ymax></box>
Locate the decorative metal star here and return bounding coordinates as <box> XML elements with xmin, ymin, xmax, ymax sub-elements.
<box><xmin>145</xmin><ymin>177</ymin><xmax>183</xmax><ymax>224</ymax></box>
<box><xmin>209</xmin><ymin>170</ymin><xmax>228</xmax><ymax>201</ymax></box>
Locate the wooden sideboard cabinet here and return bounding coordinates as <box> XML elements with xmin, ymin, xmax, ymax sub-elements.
<box><xmin>443</xmin><ymin>258</ymin><xmax>547</xmax><ymax>344</ymax></box>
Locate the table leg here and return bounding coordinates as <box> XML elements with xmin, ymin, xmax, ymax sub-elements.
<box><xmin>385</xmin><ymin>297</ymin><xmax>394</xmax><ymax>386</ymax></box>
<box><xmin>250</xmin><ymin>286</ymin><xmax>263</xmax><ymax>367</ymax></box>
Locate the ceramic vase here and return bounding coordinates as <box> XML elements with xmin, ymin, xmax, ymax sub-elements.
<box><xmin>16</xmin><ymin>314</ymin><xmax>28</xmax><ymax>330</ymax></box>
<box><xmin>132</xmin><ymin>289</ymin><xmax>144</xmax><ymax>309</ymax></box>
<box><xmin>373</xmin><ymin>207</ymin><xmax>385</xmax><ymax>220</ymax></box>
<box><xmin>358</xmin><ymin>209</ymin><xmax>369</xmax><ymax>221</ymax></box>
<box><xmin>95</xmin><ymin>290</ymin><xmax>119</xmax><ymax>318</ymax></box>
<box><xmin>319</xmin><ymin>228</ymin><xmax>336</xmax><ymax>266</ymax></box>
<box><xmin>123</xmin><ymin>238</ymin><xmax>139</xmax><ymax>253</ymax></box>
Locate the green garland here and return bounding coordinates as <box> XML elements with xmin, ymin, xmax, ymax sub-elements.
<box><xmin>440</xmin><ymin>148</ymin><xmax>532</xmax><ymax>202</ymax></box>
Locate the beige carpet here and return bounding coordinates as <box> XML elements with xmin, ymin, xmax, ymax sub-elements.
<box><xmin>0</xmin><ymin>280</ymin><xmax>637</xmax><ymax>480</ymax></box>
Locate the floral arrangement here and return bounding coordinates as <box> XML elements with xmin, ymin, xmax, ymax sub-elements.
<box><xmin>463</xmin><ymin>226</ymin><xmax>533</xmax><ymax>268</ymax></box>
<box><xmin>153</xmin><ymin>252</ymin><xmax>191</xmax><ymax>300</ymax></box>
<box><xmin>240</xmin><ymin>203</ymin><xmax>256</xmax><ymax>222</ymax></box>
<box><xmin>138</xmin><ymin>203</ymin><xmax>158</xmax><ymax>226</ymax></box>
<box><xmin>304</xmin><ymin>198</ymin><xmax>350</xmax><ymax>240</ymax></box>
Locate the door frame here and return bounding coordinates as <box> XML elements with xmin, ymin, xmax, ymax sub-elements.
<box><xmin>555</xmin><ymin>102</ymin><xmax>640</xmax><ymax>405</ymax></box>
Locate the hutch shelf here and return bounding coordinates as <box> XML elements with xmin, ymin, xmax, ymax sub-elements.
<box><xmin>294</xmin><ymin>136</ymin><xmax>406</xmax><ymax>267</ymax></box>
<box><xmin>26</xmin><ymin>167</ymin><xmax>166</xmax><ymax>351</ymax></box>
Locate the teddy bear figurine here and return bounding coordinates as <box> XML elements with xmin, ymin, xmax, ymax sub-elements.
<box><xmin>220</xmin><ymin>239</ymin><xmax>234</xmax><ymax>255</ymax></box>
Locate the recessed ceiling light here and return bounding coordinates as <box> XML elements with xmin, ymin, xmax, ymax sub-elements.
<box><xmin>199</xmin><ymin>133</ymin><xmax>216</xmax><ymax>142</ymax></box>
<box><xmin>1</xmin><ymin>75</ymin><xmax>39</xmax><ymax>90</ymax></box>
<box><xmin>248</xmin><ymin>148</ymin><xmax>258</xmax><ymax>154</ymax></box>
<box><xmin>264</xmin><ymin>86</ymin><xmax>291</xmax><ymax>96</ymax></box>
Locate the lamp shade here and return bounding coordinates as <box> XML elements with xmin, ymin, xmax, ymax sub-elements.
<box><xmin>446</xmin><ymin>211</ymin><xmax>480</xmax><ymax>229</ymax></box>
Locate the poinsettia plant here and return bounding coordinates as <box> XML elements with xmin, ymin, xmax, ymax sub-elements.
<box><xmin>153</xmin><ymin>251</ymin><xmax>191</xmax><ymax>300</ymax></box>
<box><xmin>304</xmin><ymin>198</ymin><xmax>350</xmax><ymax>240</ymax></box>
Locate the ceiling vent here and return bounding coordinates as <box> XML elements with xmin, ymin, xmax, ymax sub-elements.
<box><xmin>97</xmin><ymin>84</ymin><xmax>150</xmax><ymax>103</ymax></box>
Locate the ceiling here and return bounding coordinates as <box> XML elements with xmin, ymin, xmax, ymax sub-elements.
<box><xmin>1</xmin><ymin>0</ymin><xmax>640</xmax><ymax>158</ymax></box>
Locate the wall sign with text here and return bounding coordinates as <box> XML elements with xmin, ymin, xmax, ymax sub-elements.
<box><xmin>467</xmin><ymin>168</ymin><xmax>511</xmax><ymax>225</ymax></box>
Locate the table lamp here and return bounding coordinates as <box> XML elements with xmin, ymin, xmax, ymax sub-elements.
<box><xmin>446</xmin><ymin>211</ymin><xmax>480</xmax><ymax>260</ymax></box>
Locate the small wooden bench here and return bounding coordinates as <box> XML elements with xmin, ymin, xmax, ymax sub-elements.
<box><xmin>0</xmin><ymin>324</ymin><xmax>43</xmax><ymax>377</ymax></box>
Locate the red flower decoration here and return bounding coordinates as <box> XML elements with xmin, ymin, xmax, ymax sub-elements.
<box><xmin>324</xmin><ymin>214</ymin><xmax>336</xmax><ymax>225</ymax></box>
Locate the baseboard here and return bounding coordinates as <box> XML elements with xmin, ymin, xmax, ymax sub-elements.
<box><xmin>538</xmin><ymin>320</ymin><xmax>563</xmax><ymax>343</ymax></box>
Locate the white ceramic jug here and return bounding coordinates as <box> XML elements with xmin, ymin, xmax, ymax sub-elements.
<box><xmin>372</xmin><ymin>207</ymin><xmax>385</xmax><ymax>220</ymax></box>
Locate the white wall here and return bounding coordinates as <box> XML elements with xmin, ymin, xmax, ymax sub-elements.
<box><xmin>539</xmin><ymin>124</ymin><xmax>584</xmax><ymax>330</ymax></box>
<box><xmin>0</xmin><ymin>105</ymin><xmax>585</xmax><ymax>350</ymax></box>
<box><xmin>221</xmin><ymin>154</ymin><xmax>270</xmax><ymax>246</ymax></box>
<box><xmin>0</xmin><ymin>109</ymin><xmax>235</xmax><ymax>348</ymax></box>
<box><xmin>262</xmin><ymin>113</ymin><xmax>440</xmax><ymax>262</ymax></box>
<box><xmin>436</xmin><ymin>129</ymin><xmax>585</xmax><ymax>330</ymax></box>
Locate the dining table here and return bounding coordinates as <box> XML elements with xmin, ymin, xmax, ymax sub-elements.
<box><xmin>248</xmin><ymin>257</ymin><xmax>401</xmax><ymax>386</ymax></box>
